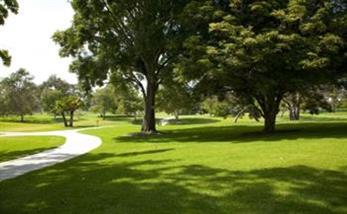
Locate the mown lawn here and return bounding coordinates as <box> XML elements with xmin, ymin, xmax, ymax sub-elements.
<box><xmin>0</xmin><ymin>114</ymin><xmax>347</xmax><ymax>213</ymax></box>
<box><xmin>0</xmin><ymin>113</ymin><xmax>114</xmax><ymax>132</ymax></box>
<box><xmin>0</xmin><ymin>136</ymin><xmax>65</xmax><ymax>162</ymax></box>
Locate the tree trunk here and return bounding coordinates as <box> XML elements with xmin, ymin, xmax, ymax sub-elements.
<box><xmin>142</xmin><ymin>82</ymin><xmax>157</xmax><ymax>133</ymax></box>
<box><xmin>287</xmin><ymin>92</ymin><xmax>301</xmax><ymax>121</ymax></box>
<box><xmin>102</xmin><ymin>108</ymin><xmax>106</xmax><ymax>120</ymax></box>
<box><xmin>174</xmin><ymin>111</ymin><xmax>179</xmax><ymax>120</ymax></box>
<box><xmin>257</xmin><ymin>95</ymin><xmax>282</xmax><ymax>133</ymax></box>
<box><xmin>234</xmin><ymin>108</ymin><xmax>247</xmax><ymax>123</ymax></box>
<box><xmin>61</xmin><ymin>112</ymin><xmax>68</xmax><ymax>127</ymax></box>
<box><xmin>20</xmin><ymin>114</ymin><xmax>24</xmax><ymax>122</ymax></box>
<box><xmin>264</xmin><ymin>110</ymin><xmax>277</xmax><ymax>133</ymax></box>
<box><xmin>289</xmin><ymin>105</ymin><xmax>300</xmax><ymax>120</ymax></box>
<box><xmin>69</xmin><ymin>111</ymin><xmax>74</xmax><ymax>127</ymax></box>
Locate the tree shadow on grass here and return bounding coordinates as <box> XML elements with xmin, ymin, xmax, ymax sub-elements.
<box><xmin>115</xmin><ymin>148</ymin><xmax>175</xmax><ymax>157</ymax></box>
<box><xmin>103</xmin><ymin>115</ymin><xmax>135</xmax><ymax>122</ymax></box>
<box><xmin>129</xmin><ymin>117</ymin><xmax>220</xmax><ymax>126</ymax></box>
<box><xmin>115</xmin><ymin>122</ymin><xmax>347</xmax><ymax>144</ymax></box>
<box><xmin>163</xmin><ymin>117</ymin><xmax>220</xmax><ymax>125</ymax></box>
<box><xmin>0</xmin><ymin>152</ymin><xmax>346</xmax><ymax>213</ymax></box>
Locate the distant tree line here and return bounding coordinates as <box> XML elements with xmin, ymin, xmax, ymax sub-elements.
<box><xmin>0</xmin><ymin>69</ymin><xmax>144</xmax><ymax>127</ymax></box>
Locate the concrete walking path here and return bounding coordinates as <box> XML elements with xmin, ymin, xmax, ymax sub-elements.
<box><xmin>0</xmin><ymin>128</ymin><xmax>102</xmax><ymax>182</ymax></box>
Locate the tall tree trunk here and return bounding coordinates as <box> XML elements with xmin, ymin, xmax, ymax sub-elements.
<box><xmin>69</xmin><ymin>111</ymin><xmax>74</xmax><ymax>127</ymax></box>
<box><xmin>62</xmin><ymin>112</ymin><xmax>68</xmax><ymax>127</ymax></box>
<box><xmin>20</xmin><ymin>114</ymin><xmax>24</xmax><ymax>122</ymax></box>
<box><xmin>142</xmin><ymin>82</ymin><xmax>157</xmax><ymax>133</ymax></box>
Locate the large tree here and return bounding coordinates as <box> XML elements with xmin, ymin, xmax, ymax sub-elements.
<box><xmin>0</xmin><ymin>0</ymin><xmax>18</xmax><ymax>66</ymax></box>
<box><xmin>181</xmin><ymin>0</ymin><xmax>347</xmax><ymax>132</ymax></box>
<box><xmin>53</xmin><ymin>0</ymin><xmax>189</xmax><ymax>133</ymax></box>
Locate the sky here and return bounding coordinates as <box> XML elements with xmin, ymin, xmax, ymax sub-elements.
<box><xmin>0</xmin><ymin>0</ymin><xmax>77</xmax><ymax>84</ymax></box>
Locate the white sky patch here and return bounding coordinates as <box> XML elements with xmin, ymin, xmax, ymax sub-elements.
<box><xmin>0</xmin><ymin>0</ymin><xmax>77</xmax><ymax>84</ymax></box>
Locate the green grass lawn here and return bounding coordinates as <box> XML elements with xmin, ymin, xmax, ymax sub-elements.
<box><xmin>0</xmin><ymin>114</ymin><xmax>347</xmax><ymax>213</ymax></box>
<box><xmin>0</xmin><ymin>136</ymin><xmax>65</xmax><ymax>162</ymax></box>
<box><xmin>0</xmin><ymin>113</ymin><xmax>115</xmax><ymax>132</ymax></box>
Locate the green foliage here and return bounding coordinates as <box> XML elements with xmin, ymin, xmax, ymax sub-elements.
<box><xmin>39</xmin><ymin>75</ymin><xmax>74</xmax><ymax>117</ymax></box>
<box><xmin>0</xmin><ymin>68</ymin><xmax>38</xmax><ymax>121</ymax></box>
<box><xmin>116</xmin><ymin>87</ymin><xmax>143</xmax><ymax>119</ymax></box>
<box><xmin>0</xmin><ymin>49</ymin><xmax>11</xmax><ymax>66</ymax></box>
<box><xmin>181</xmin><ymin>0</ymin><xmax>347</xmax><ymax>132</ymax></box>
<box><xmin>40</xmin><ymin>75</ymin><xmax>73</xmax><ymax>95</ymax></box>
<box><xmin>40</xmin><ymin>89</ymin><xmax>64</xmax><ymax>115</ymax></box>
<box><xmin>53</xmin><ymin>0</ymin><xmax>190</xmax><ymax>132</ymax></box>
<box><xmin>157</xmin><ymin>82</ymin><xmax>194</xmax><ymax>119</ymax></box>
<box><xmin>202</xmin><ymin>96</ymin><xmax>231</xmax><ymax>118</ymax></box>
<box><xmin>0</xmin><ymin>0</ymin><xmax>18</xmax><ymax>66</ymax></box>
<box><xmin>90</xmin><ymin>86</ymin><xmax>117</xmax><ymax>119</ymax></box>
<box><xmin>55</xmin><ymin>96</ymin><xmax>83</xmax><ymax>127</ymax></box>
<box><xmin>55</xmin><ymin>96</ymin><xmax>83</xmax><ymax>113</ymax></box>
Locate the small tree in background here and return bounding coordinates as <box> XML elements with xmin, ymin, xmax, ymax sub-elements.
<box><xmin>40</xmin><ymin>75</ymin><xmax>74</xmax><ymax>118</ymax></box>
<box><xmin>40</xmin><ymin>89</ymin><xmax>64</xmax><ymax>118</ymax></box>
<box><xmin>0</xmin><ymin>69</ymin><xmax>38</xmax><ymax>122</ymax></box>
<box><xmin>202</xmin><ymin>96</ymin><xmax>231</xmax><ymax>118</ymax></box>
<box><xmin>157</xmin><ymin>82</ymin><xmax>193</xmax><ymax>120</ymax></box>
<box><xmin>116</xmin><ymin>87</ymin><xmax>143</xmax><ymax>121</ymax></box>
<box><xmin>90</xmin><ymin>86</ymin><xmax>117</xmax><ymax>120</ymax></box>
<box><xmin>55</xmin><ymin>96</ymin><xmax>83</xmax><ymax>127</ymax></box>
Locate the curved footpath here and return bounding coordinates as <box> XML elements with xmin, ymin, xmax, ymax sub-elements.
<box><xmin>0</xmin><ymin>128</ymin><xmax>102</xmax><ymax>182</ymax></box>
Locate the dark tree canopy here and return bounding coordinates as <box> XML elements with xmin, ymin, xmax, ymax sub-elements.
<box><xmin>180</xmin><ymin>0</ymin><xmax>347</xmax><ymax>132</ymax></box>
<box><xmin>53</xmin><ymin>0</ymin><xmax>189</xmax><ymax>133</ymax></box>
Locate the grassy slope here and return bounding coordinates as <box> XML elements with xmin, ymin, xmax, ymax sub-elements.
<box><xmin>0</xmin><ymin>136</ymin><xmax>65</xmax><ymax>162</ymax></box>
<box><xmin>0</xmin><ymin>114</ymin><xmax>347</xmax><ymax>213</ymax></box>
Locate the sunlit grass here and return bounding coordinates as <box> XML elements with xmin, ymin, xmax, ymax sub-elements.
<box><xmin>0</xmin><ymin>136</ymin><xmax>65</xmax><ymax>162</ymax></box>
<box><xmin>0</xmin><ymin>112</ymin><xmax>115</xmax><ymax>132</ymax></box>
<box><xmin>0</xmin><ymin>113</ymin><xmax>347</xmax><ymax>213</ymax></box>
